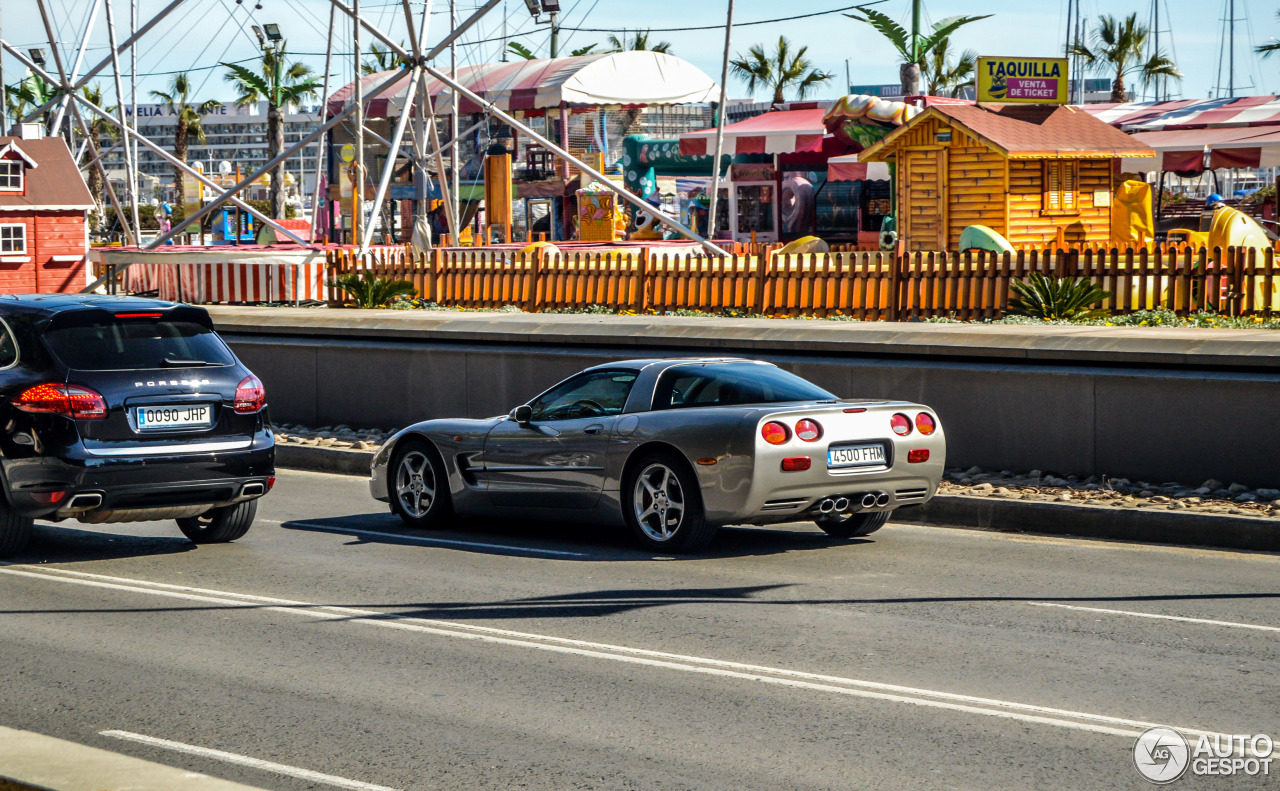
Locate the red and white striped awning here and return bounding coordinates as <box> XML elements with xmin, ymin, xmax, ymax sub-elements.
<box><xmin>327</xmin><ymin>51</ymin><xmax>719</xmax><ymax>117</ymax></box>
<box><xmin>1083</xmin><ymin>95</ymin><xmax>1280</xmax><ymax>131</ymax></box>
<box><xmin>1119</xmin><ymin>126</ymin><xmax>1280</xmax><ymax>173</ymax></box>
<box><xmin>678</xmin><ymin>109</ymin><xmax>828</xmax><ymax>156</ymax></box>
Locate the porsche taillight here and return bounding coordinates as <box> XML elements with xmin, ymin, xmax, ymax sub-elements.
<box><xmin>14</xmin><ymin>383</ymin><xmax>108</xmax><ymax>420</ymax></box>
<box><xmin>233</xmin><ymin>375</ymin><xmax>266</xmax><ymax>414</ymax></box>
<box><xmin>761</xmin><ymin>421</ymin><xmax>790</xmax><ymax>445</ymax></box>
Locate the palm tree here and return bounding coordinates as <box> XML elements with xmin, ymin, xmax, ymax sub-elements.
<box><xmin>730</xmin><ymin>36</ymin><xmax>832</xmax><ymax>105</ymax></box>
<box><xmin>5</xmin><ymin>72</ymin><xmax>57</xmax><ymax>128</ymax></box>
<box><xmin>149</xmin><ymin>72</ymin><xmax>218</xmax><ymax>214</ymax></box>
<box><xmin>362</xmin><ymin>42</ymin><xmax>408</xmax><ymax>75</ymax></box>
<box><xmin>606</xmin><ymin>31</ymin><xmax>672</xmax><ymax>54</ymax></box>
<box><xmin>846</xmin><ymin>4</ymin><xmax>990</xmax><ymax>97</ymax></box>
<box><xmin>222</xmin><ymin>45</ymin><xmax>322</xmax><ymax>219</ymax></box>
<box><xmin>1256</xmin><ymin>11</ymin><xmax>1280</xmax><ymax>58</ymax></box>
<box><xmin>79</xmin><ymin>83</ymin><xmax>118</xmax><ymax>229</ymax></box>
<box><xmin>1069</xmin><ymin>13</ymin><xmax>1180</xmax><ymax>103</ymax></box>
<box><xmin>924</xmin><ymin>37</ymin><xmax>977</xmax><ymax>98</ymax></box>
<box><xmin>509</xmin><ymin>41</ymin><xmax>596</xmax><ymax>59</ymax></box>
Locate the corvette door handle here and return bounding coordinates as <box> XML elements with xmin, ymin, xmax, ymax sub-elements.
<box><xmin>583</xmin><ymin>424</ymin><xmax>605</xmax><ymax>435</ymax></box>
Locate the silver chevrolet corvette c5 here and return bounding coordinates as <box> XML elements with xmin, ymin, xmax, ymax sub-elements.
<box><xmin>369</xmin><ymin>358</ymin><xmax>946</xmax><ymax>552</ymax></box>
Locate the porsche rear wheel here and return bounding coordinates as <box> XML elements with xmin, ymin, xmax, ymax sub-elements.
<box><xmin>391</xmin><ymin>440</ymin><xmax>452</xmax><ymax>529</ymax></box>
<box><xmin>0</xmin><ymin>501</ymin><xmax>33</xmax><ymax>558</ymax></box>
<box><xmin>623</xmin><ymin>452</ymin><xmax>715</xmax><ymax>552</ymax></box>
<box><xmin>815</xmin><ymin>510</ymin><xmax>889</xmax><ymax>539</ymax></box>
<box><xmin>177</xmin><ymin>499</ymin><xmax>257</xmax><ymax>543</ymax></box>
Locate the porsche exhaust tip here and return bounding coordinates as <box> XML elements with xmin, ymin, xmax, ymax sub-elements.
<box><xmin>861</xmin><ymin>493</ymin><xmax>878</xmax><ymax>509</ymax></box>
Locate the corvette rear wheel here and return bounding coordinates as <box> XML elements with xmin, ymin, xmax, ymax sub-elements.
<box><xmin>815</xmin><ymin>510</ymin><xmax>889</xmax><ymax>539</ymax></box>
<box><xmin>391</xmin><ymin>440</ymin><xmax>452</xmax><ymax>529</ymax></box>
<box><xmin>177</xmin><ymin>499</ymin><xmax>257</xmax><ymax>543</ymax></box>
<box><xmin>623</xmin><ymin>452</ymin><xmax>715</xmax><ymax>552</ymax></box>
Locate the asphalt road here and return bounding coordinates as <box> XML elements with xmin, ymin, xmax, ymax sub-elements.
<box><xmin>1</xmin><ymin>469</ymin><xmax>1277</xmax><ymax>790</ymax></box>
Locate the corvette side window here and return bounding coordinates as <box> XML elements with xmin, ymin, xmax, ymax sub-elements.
<box><xmin>529</xmin><ymin>371</ymin><xmax>637</xmax><ymax>421</ymax></box>
<box><xmin>655</xmin><ymin>363</ymin><xmax>835</xmax><ymax>409</ymax></box>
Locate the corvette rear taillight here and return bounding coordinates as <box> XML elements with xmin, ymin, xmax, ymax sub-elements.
<box><xmin>233</xmin><ymin>375</ymin><xmax>266</xmax><ymax>414</ymax></box>
<box><xmin>794</xmin><ymin>419</ymin><xmax>823</xmax><ymax>442</ymax></box>
<box><xmin>14</xmin><ymin>383</ymin><xmax>108</xmax><ymax>420</ymax></box>
<box><xmin>780</xmin><ymin>456</ymin><xmax>811</xmax><ymax>472</ymax></box>
<box><xmin>761</xmin><ymin>421</ymin><xmax>790</xmax><ymax>445</ymax></box>
<box><xmin>907</xmin><ymin>449</ymin><xmax>930</xmax><ymax>463</ymax></box>
<box><xmin>915</xmin><ymin>412</ymin><xmax>936</xmax><ymax>435</ymax></box>
<box><xmin>890</xmin><ymin>413</ymin><xmax>912</xmax><ymax>436</ymax></box>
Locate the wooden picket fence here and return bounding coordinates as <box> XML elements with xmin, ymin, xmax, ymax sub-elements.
<box><xmin>325</xmin><ymin>245</ymin><xmax>1280</xmax><ymax>319</ymax></box>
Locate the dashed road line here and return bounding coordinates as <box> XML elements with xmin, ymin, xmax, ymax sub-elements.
<box><xmin>1026</xmin><ymin>601</ymin><xmax>1280</xmax><ymax>632</ymax></box>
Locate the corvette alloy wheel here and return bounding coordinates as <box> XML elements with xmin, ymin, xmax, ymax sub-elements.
<box><xmin>632</xmin><ymin>462</ymin><xmax>686</xmax><ymax>542</ymax></box>
<box><xmin>396</xmin><ymin>450</ymin><xmax>436</xmax><ymax>519</ymax></box>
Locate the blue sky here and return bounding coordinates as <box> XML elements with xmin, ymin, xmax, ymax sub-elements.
<box><xmin>2</xmin><ymin>0</ymin><xmax>1277</xmax><ymax>107</ymax></box>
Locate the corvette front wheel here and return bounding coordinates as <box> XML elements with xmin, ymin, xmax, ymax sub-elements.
<box><xmin>623</xmin><ymin>452</ymin><xmax>715</xmax><ymax>552</ymax></box>
<box><xmin>391</xmin><ymin>440</ymin><xmax>452</xmax><ymax>529</ymax></box>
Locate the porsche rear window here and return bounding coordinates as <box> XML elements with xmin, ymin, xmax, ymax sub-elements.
<box><xmin>653</xmin><ymin>363</ymin><xmax>835</xmax><ymax>409</ymax></box>
<box><xmin>43</xmin><ymin>320</ymin><xmax>235</xmax><ymax>371</ymax></box>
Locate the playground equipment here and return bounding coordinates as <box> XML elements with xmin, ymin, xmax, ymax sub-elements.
<box><xmin>822</xmin><ymin>94</ymin><xmax>923</xmax><ymax>148</ymax></box>
<box><xmin>958</xmin><ymin>225</ymin><xmax>1015</xmax><ymax>254</ymax></box>
<box><xmin>774</xmin><ymin>236</ymin><xmax>831</xmax><ymax>256</ymax></box>
<box><xmin>577</xmin><ymin>183</ymin><xmax>627</xmax><ymax>242</ymax></box>
<box><xmin>1111</xmin><ymin>180</ymin><xmax>1155</xmax><ymax>247</ymax></box>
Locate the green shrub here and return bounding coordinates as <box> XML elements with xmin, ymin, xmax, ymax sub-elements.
<box><xmin>327</xmin><ymin>272</ymin><xmax>416</xmax><ymax>308</ymax></box>
<box><xmin>1008</xmin><ymin>273</ymin><xmax>1112</xmax><ymax>321</ymax></box>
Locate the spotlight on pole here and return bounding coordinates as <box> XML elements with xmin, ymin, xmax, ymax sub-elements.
<box><xmin>540</xmin><ymin>0</ymin><xmax>560</xmax><ymax>11</ymax></box>
<box><xmin>263</xmin><ymin>23</ymin><xmax>282</xmax><ymax>41</ymax></box>
<box><xmin>29</xmin><ymin>49</ymin><xmax>46</xmax><ymax>67</ymax></box>
<box><xmin>521</xmin><ymin>0</ymin><xmax>541</xmax><ymax>17</ymax></box>
<box><xmin>251</xmin><ymin>25</ymin><xmax>266</xmax><ymax>49</ymax></box>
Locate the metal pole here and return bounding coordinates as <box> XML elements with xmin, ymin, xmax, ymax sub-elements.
<box><xmin>449</xmin><ymin>0</ymin><xmax>460</xmax><ymax>237</ymax></box>
<box><xmin>52</xmin><ymin>0</ymin><xmax>103</xmax><ymax>136</ymax></box>
<box><xmin>362</xmin><ymin>67</ymin><xmax>421</xmax><ymax>250</ymax></box>
<box><xmin>129</xmin><ymin>0</ymin><xmax>141</xmax><ymax>239</ymax></box>
<box><xmin>0</xmin><ymin>5</ymin><xmax>6</xmax><ymax>134</ymax></box>
<box><xmin>1229</xmin><ymin>0</ymin><xmax>1235</xmax><ymax>98</ymax></box>
<box><xmin>707</xmin><ymin>0</ymin><xmax>734</xmax><ymax>239</ymax></box>
<box><xmin>311</xmin><ymin>2</ymin><xmax>337</xmax><ymax>243</ymax></box>
<box><xmin>549</xmin><ymin>11</ymin><xmax>558</xmax><ymax>58</ymax></box>
<box><xmin>424</xmin><ymin>65</ymin><xmax>728</xmax><ymax>255</ymax></box>
<box><xmin>354</xmin><ymin>0</ymin><xmax>365</xmax><ymax>246</ymax></box>
<box><xmin>19</xmin><ymin>0</ymin><xmax>190</xmax><ymax>125</ymax></box>
<box><xmin>103</xmin><ymin>0</ymin><xmax>138</xmax><ymax>243</ymax></box>
<box><xmin>150</xmin><ymin>67</ymin><xmax>413</xmax><ymax>247</ymax></box>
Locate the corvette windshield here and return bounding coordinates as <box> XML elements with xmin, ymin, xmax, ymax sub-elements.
<box><xmin>654</xmin><ymin>363</ymin><xmax>835</xmax><ymax>409</ymax></box>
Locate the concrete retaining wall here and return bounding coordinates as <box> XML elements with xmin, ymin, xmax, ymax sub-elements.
<box><xmin>209</xmin><ymin>308</ymin><xmax>1280</xmax><ymax>488</ymax></box>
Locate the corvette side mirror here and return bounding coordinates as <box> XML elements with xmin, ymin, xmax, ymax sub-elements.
<box><xmin>512</xmin><ymin>405</ymin><xmax>533</xmax><ymax>425</ymax></box>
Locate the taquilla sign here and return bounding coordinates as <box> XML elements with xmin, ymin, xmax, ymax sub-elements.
<box><xmin>976</xmin><ymin>57</ymin><xmax>1068</xmax><ymax>104</ymax></box>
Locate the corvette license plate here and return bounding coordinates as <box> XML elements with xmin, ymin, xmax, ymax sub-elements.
<box><xmin>827</xmin><ymin>443</ymin><xmax>886</xmax><ymax>469</ymax></box>
<box><xmin>135</xmin><ymin>405</ymin><xmax>212</xmax><ymax>430</ymax></box>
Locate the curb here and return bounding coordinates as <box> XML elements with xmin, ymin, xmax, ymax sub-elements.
<box><xmin>897</xmin><ymin>495</ymin><xmax>1280</xmax><ymax>553</ymax></box>
<box><xmin>0</xmin><ymin>726</ymin><xmax>267</xmax><ymax>791</ymax></box>
<box><xmin>274</xmin><ymin>446</ymin><xmax>1279</xmax><ymax>553</ymax></box>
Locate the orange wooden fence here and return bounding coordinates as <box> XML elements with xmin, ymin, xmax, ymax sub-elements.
<box><xmin>326</xmin><ymin>245</ymin><xmax>1280</xmax><ymax>319</ymax></box>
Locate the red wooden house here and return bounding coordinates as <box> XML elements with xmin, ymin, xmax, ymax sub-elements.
<box><xmin>0</xmin><ymin>134</ymin><xmax>94</xmax><ymax>293</ymax></box>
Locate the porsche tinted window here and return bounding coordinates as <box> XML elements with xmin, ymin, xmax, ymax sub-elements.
<box><xmin>654</xmin><ymin>363</ymin><xmax>835</xmax><ymax>409</ymax></box>
<box><xmin>530</xmin><ymin>370</ymin><xmax>638</xmax><ymax>421</ymax></box>
<box><xmin>44</xmin><ymin>320</ymin><xmax>235</xmax><ymax>371</ymax></box>
<box><xmin>0</xmin><ymin>318</ymin><xmax>16</xmax><ymax>368</ymax></box>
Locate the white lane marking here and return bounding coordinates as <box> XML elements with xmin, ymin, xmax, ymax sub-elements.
<box><xmin>269</xmin><ymin>519</ymin><xmax>589</xmax><ymax>558</ymax></box>
<box><xmin>1027</xmin><ymin>601</ymin><xmax>1280</xmax><ymax>632</ymax></box>
<box><xmin>1</xmin><ymin>565</ymin><xmax>1225</xmax><ymax>741</ymax></box>
<box><xmin>100</xmin><ymin>730</ymin><xmax>400</xmax><ymax>791</ymax></box>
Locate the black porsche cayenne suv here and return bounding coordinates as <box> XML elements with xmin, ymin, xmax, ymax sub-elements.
<box><xmin>0</xmin><ymin>295</ymin><xmax>274</xmax><ymax>557</ymax></box>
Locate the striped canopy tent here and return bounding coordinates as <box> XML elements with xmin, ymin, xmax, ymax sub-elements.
<box><xmin>678</xmin><ymin>108</ymin><xmax>829</xmax><ymax>156</ymax></box>
<box><xmin>326</xmin><ymin>51</ymin><xmax>719</xmax><ymax>117</ymax></box>
<box><xmin>1119</xmin><ymin>127</ymin><xmax>1280</xmax><ymax>174</ymax></box>
<box><xmin>1082</xmin><ymin>95</ymin><xmax>1280</xmax><ymax>131</ymax></box>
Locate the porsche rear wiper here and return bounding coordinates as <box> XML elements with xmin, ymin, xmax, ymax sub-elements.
<box><xmin>160</xmin><ymin>358</ymin><xmax>212</xmax><ymax>367</ymax></box>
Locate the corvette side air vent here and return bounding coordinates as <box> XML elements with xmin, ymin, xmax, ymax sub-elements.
<box><xmin>894</xmin><ymin>488</ymin><xmax>929</xmax><ymax>501</ymax></box>
<box><xmin>762</xmin><ymin>498</ymin><xmax>808</xmax><ymax>511</ymax></box>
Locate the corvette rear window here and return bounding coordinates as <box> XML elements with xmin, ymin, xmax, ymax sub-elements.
<box><xmin>44</xmin><ymin>320</ymin><xmax>235</xmax><ymax>371</ymax></box>
<box><xmin>654</xmin><ymin>363</ymin><xmax>835</xmax><ymax>409</ymax></box>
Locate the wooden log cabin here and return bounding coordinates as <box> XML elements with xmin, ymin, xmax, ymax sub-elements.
<box><xmin>857</xmin><ymin>103</ymin><xmax>1154</xmax><ymax>252</ymax></box>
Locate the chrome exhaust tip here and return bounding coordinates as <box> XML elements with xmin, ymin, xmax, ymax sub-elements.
<box><xmin>832</xmin><ymin>497</ymin><xmax>850</xmax><ymax>512</ymax></box>
<box><xmin>875</xmin><ymin>492</ymin><xmax>891</xmax><ymax>507</ymax></box>
<box><xmin>65</xmin><ymin>493</ymin><xmax>102</xmax><ymax>511</ymax></box>
<box><xmin>818</xmin><ymin>498</ymin><xmax>836</xmax><ymax>514</ymax></box>
<box><xmin>240</xmin><ymin>482</ymin><xmax>267</xmax><ymax>497</ymax></box>
<box><xmin>861</xmin><ymin>493</ymin><xmax>878</xmax><ymax>509</ymax></box>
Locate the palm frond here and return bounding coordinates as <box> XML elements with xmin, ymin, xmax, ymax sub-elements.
<box><xmin>845</xmin><ymin>7</ymin><xmax>910</xmax><ymax>59</ymax></box>
<box><xmin>918</xmin><ymin>14</ymin><xmax>991</xmax><ymax>56</ymax></box>
<box><xmin>507</xmin><ymin>41</ymin><xmax>537</xmax><ymax>60</ymax></box>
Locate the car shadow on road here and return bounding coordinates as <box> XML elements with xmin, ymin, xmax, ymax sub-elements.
<box><xmin>279</xmin><ymin>513</ymin><xmax>870</xmax><ymax>560</ymax></box>
<box><xmin>11</xmin><ymin>522</ymin><xmax>199</xmax><ymax>564</ymax></box>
